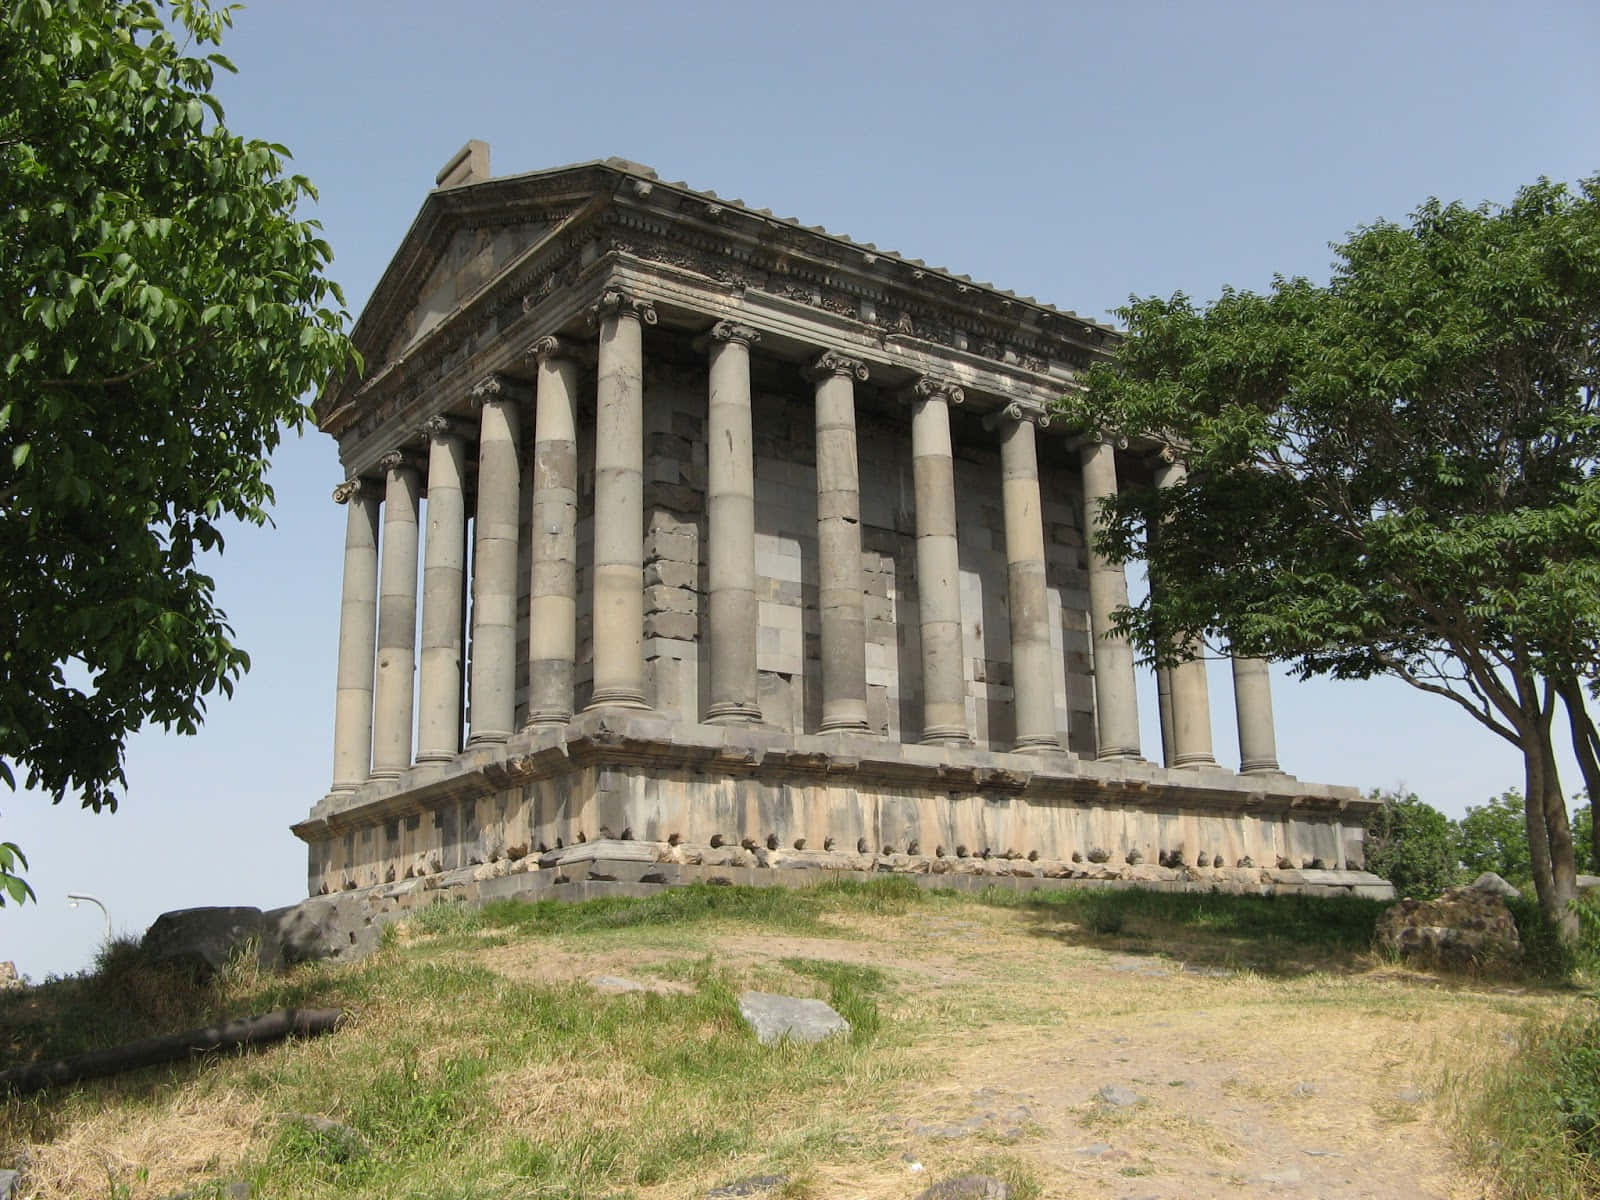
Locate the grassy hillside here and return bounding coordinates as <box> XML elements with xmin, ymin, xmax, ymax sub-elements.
<box><xmin>0</xmin><ymin>880</ymin><xmax>1590</xmax><ymax>1199</ymax></box>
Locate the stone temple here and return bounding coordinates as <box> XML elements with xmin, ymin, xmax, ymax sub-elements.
<box><xmin>292</xmin><ymin>143</ymin><xmax>1389</xmax><ymax>906</ymax></box>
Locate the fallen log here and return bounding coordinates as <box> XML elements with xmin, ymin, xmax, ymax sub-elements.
<box><xmin>0</xmin><ymin>1007</ymin><xmax>346</xmax><ymax>1095</ymax></box>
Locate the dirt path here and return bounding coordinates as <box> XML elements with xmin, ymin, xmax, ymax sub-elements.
<box><xmin>472</xmin><ymin>903</ymin><xmax>1566</xmax><ymax>1199</ymax></box>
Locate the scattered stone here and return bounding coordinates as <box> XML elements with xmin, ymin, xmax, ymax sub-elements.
<box><xmin>276</xmin><ymin>1114</ymin><xmax>367</xmax><ymax>1163</ymax></box>
<box><xmin>1181</xmin><ymin>964</ymin><xmax>1234</xmax><ymax>978</ymax></box>
<box><xmin>1260</xmin><ymin>1166</ymin><xmax>1302</xmax><ymax>1187</ymax></box>
<box><xmin>589</xmin><ymin>975</ymin><xmax>646</xmax><ymax>994</ymax></box>
<box><xmin>737</xmin><ymin>991</ymin><xmax>849</xmax><ymax>1045</ymax></box>
<box><xmin>1087</xmin><ymin>847</ymin><xmax>1110</xmax><ymax>863</ymax></box>
<box><xmin>142</xmin><ymin>907</ymin><xmax>281</xmax><ymax>979</ymax></box>
<box><xmin>1469</xmin><ymin>872</ymin><xmax>1521</xmax><ymax>898</ymax></box>
<box><xmin>705</xmin><ymin>1174</ymin><xmax>787</xmax><ymax>1197</ymax></box>
<box><xmin>1303</xmin><ymin>1148</ymin><xmax>1342</xmax><ymax>1157</ymax></box>
<box><xmin>1577</xmin><ymin>874</ymin><xmax>1600</xmax><ymax>892</ymax></box>
<box><xmin>0</xmin><ymin>1169</ymin><xmax>18</xmax><ymax>1200</ymax></box>
<box><xmin>1394</xmin><ymin>1086</ymin><xmax>1426</xmax><ymax>1104</ymax></box>
<box><xmin>1376</xmin><ymin>886</ymin><xmax>1523</xmax><ymax>966</ymax></box>
<box><xmin>1290</xmin><ymin>1081</ymin><xmax>1318</xmax><ymax>1098</ymax></box>
<box><xmin>1096</xmin><ymin>1083</ymin><xmax>1142</xmax><ymax>1108</ymax></box>
<box><xmin>914</xmin><ymin>1175</ymin><xmax>1010</xmax><ymax>1200</ymax></box>
<box><xmin>1075</xmin><ymin>1143</ymin><xmax>1114</xmax><ymax>1157</ymax></box>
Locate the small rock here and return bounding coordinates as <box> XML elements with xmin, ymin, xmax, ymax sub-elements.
<box><xmin>0</xmin><ymin>1170</ymin><xmax>20</xmax><ymax>1200</ymax></box>
<box><xmin>1260</xmin><ymin>1166</ymin><xmax>1302</xmax><ymax>1186</ymax></box>
<box><xmin>1096</xmin><ymin>1083</ymin><xmax>1142</xmax><ymax>1108</ymax></box>
<box><xmin>589</xmin><ymin>975</ymin><xmax>646</xmax><ymax>993</ymax></box>
<box><xmin>1075</xmin><ymin>1143</ymin><xmax>1114</xmax><ymax>1157</ymax></box>
<box><xmin>915</xmin><ymin>1175</ymin><xmax>1010</xmax><ymax>1200</ymax></box>
<box><xmin>737</xmin><ymin>991</ymin><xmax>850</xmax><ymax>1045</ymax></box>
<box><xmin>705</xmin><ymin>1174</ymin><xmax>787</xmax><ymax>1197</ymax></box>
<box><xmin>1303</xmin><ymin>1148</ymin><xmax>1342</xmax><ymax>1158</ymax></box>
<box><xmin>1290</xmin><ymin>1081</ymin><xmax>1318</xmax><ymax>1098</ymax></box>
<box><xmin>277</xmin><ymin>1115</ymin><xmax>367</xmax><ymax>1163</ymax></box>
<box><xmin>1395</xmin><ymin>1086</ymin><xmax>1426</xmax><ymax>1104</ymax></box>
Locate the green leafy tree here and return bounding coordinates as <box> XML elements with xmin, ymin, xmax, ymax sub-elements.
<box><xmin>1074</xmin><ymin>176</ymin><xmax>1600</xmax><ymax>936</ymax></box>
<box><xmin>1361</xmin><ymin>790</ymin><xmax>1461</xmax><ymax>899</ymax></box>
<box><xmin>1571</xmin><ymin>802</ymin><xmax>1597</xmax><ymax>875</ymax></box>
<box><xmin>0</xmin><ymin>0</ymin><xmax>354</xmax><ymax>889</ymax></box>
<box><xmin>1457</xmin><ymin>791</ymin><xmax>1533</xmax><ymax>883</ymax></box>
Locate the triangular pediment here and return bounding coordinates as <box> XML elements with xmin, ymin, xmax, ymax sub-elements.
<box><xmin>382</xmin><ymin>218</ymin><xmax>553</xmax><ymax>362</ymax></box>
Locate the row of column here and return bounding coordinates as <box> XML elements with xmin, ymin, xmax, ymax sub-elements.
<box><xmin>329</xmin><ymin>289</ymin><xmax>1278</xmax><ymax>795</ymax></box>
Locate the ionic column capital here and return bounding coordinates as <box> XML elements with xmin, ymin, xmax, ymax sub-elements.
<box><xmin>901</xmin><ymin>377</ymin><xmax>964</xmax><ymax>407</ymax></box>
<box><xmin>805</xmin><ymin>350</ymin><xmax>869</xmax><ymax>383</ymax></box>
<box><xmin>710</xmin><ymin>320</ymin><xmax>762</xmax><ymax>347</ymax></box>
<box><xmin>528</xmin><ymin>334</ymin><xmax>593</xmax><ymax>366</ymax></box>
<box><xmin>332</xmin><ymin>478</ymin><xmax>380</xmax><ymax>505</ymax></box>
<box><xmin>418</xmin><ymin>413</ymin><xmax>472</xmax><ymax>441</ymax></box>
<box><xmin>982</xmin><ymin>401</ymin><xmax>1052</xmax><ymax>431</ymax></box>
<box><xmin>378</xmin><ymin>448</ymin><xmax>422</xmax><ymax>474</ymax></box>
<box><xmin>469</xmin><ymin>372</ymin><xmax>530</xmax><ymax>409</ymax></box>
<box><xmin>590</xmin><ymin>288</ymin><xmax>657</xmax><ymax>328</ymax></box>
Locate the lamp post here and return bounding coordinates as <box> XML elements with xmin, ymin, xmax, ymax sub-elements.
<box><xmin>67</xmin><ymin>892</ymin><xmax>112</xmax><ymax>943</ymax></box>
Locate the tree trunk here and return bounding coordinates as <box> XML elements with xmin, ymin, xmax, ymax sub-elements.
<box><xmin>1520</xmin><ymin>682</ymin><xmax>1579</xmax><ymax>939</ymax></box>
<box><xmin>0</xmin><ymin>1008</ymin><xmax>345</xmax><ymax>1095</ymax></box>
<box><xmin>1539</xmin><ymin>720</ymin><xmax>1580</xmax><ymax>940</ymax></box>
<box><xmin>1558</xmin><ymin>676</ymin><xmax>1600</xmax><ymax>871</ymax></box>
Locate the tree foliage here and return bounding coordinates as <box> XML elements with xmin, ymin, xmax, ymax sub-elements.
<box><xmin>0</xmin><ymin>1</ymin><xmax>353</xmax><ymax>837</ymax></box>
<box><xmin>1457</xmin><ymin>790</ymin><xmax>1534</xmax><ymax>883</ymax></box>
<box><xmin>1074</xmin><ymin>176</ymin><xmax>1600</xmax><ymax>933</ymax></box>
<box><xmin>1362</xmin><ymin>790</ymin><xmax>1460</xmax><ymax>900</ymax></box>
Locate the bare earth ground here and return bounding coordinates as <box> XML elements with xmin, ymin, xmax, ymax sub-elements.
<box><xmin>473</xmin><ymin>904</ymin><xmax>1569</xmax><ymax>1200</ymax></box>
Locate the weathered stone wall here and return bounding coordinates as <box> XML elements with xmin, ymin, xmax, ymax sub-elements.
<box><xmin>516</xmin><ymin>344</ymin><xmax>1104</xmax><ymax>753</ymax></box>
<box><xmin>301</xmin><ymin>714</ymin><xmax>1366</xmax><ymax>897</ymax></box>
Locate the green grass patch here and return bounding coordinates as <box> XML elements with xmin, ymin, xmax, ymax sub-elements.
<box><xmin>977</xmin><ymin>885</ymin><xmax>1389</xmax><ymax>967</ymax></box>
<box><xmin>1452</xmin><ymin>1004</ymin><xmax>1600</xmax><ymax>1199</ymax></box>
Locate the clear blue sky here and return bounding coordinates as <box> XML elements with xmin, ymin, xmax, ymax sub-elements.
<box><xmin>5</xmin><ymin>0</ymin><xmax>1598</xmax><ymax>980</ymax></box>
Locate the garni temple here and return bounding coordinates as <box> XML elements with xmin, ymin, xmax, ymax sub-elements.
<box><xmin>292</xmin><ymin>144</ymin><xmax>1389</xmax><ymax>905</ymax></box>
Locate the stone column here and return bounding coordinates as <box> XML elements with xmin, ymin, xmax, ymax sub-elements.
<box><xmin>467</xmin><ymin>374</ymin><xmax>523</xmax><ymax>744</ymax></box>
<box><xmin>1232</xmin><ymin>656</ymin><xmax>1281</xmax><ymax>773</ymax></box>
<box><xmin>525</xmin><ymin>336</ymin><xmax>583</xmax><ymax>727</ymax></box>
<box><xmin>808</xmin><ymin>350</ymin><xmax>871</xmax><ymax>733</ymax></box>
<box><xmin>415</xmin><ymin>416</ymin><xmax>469</xmax><ymax>763</ymax></box>
<box><xmin>371</xmin><ymin>450</ymin><xmax>421</xmax><ymax>779</ymax></box>
<box><xmin>989</xmin><ymin>404</ymin><xmax>1059</xmax><ymax>752</ymax></box>
<box><xmin>706</xmin><ymin>320</ymin><xmax>762</xmax><ymax>724</ymax></box>
<box><xmin>907</xmin><ymin>378</ymin><xmax>970</xmax><ymax>745</ymax></box>
<box><xmin>1079</xmin><ymin>437</ymin><xmax>1142</xmax><ymax>760</ymax></box>
<box><xmin>587</xmin><ymin>288</ymin><xmax>655</xmax><ymax>709</ymax></box>
<box><xmin>330</xmin><ymin>477</ymin><xmax>381</xmax><ymax>792</ymax></box>
<box><xmin>1152</xmin><ymin>452</ymin><xmax>1215</xmax><ymax>767</ymax></box>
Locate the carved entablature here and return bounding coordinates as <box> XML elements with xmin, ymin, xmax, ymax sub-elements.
<box><xmin>319</xmin><ymin>157</ymin><xmax>1117</xmax><ymax>450</ymax></box>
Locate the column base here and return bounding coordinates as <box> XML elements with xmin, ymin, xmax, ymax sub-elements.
<box><xmin>706</xmin><ymin>701</ymin><xmax>763</xmax><ymax>725</ymax></box>
<box><xmin>1012</xmin><ymin>734</ymin><xmax>1064</xmax><ymax>753</ymax></box>
<box><xmin>327</xmin><ymin>781</ymin><xmax>362</xmax><ymax>796</ymax></box>
<box><xmin>414</xmin><ymin>750</ymin><xmax>459</xmax><ymax>764</ymax></box>
<box><xmin>920</xmin><ymin>726</ymin><xmax>973</xmax><ymax>747</ymax></box>
<box><xmin>819</xmin><ymin>716</ymin><xmax>871</xmax><ymax>733</ymax></box>
<box><xmin>1172</xmin><ymin>752</ymin><xmax>1218</xmax><ymax>768</ymax></box>
<box><xmin>1094</xmin><ymin>746</ymin><xmax>1144</xmax><ymax>762</ymax></box>
<box><xmin>1240</xmin><ymin>759</ymin><xmax>1283</xmax><ymax>775</ymax></box>
<box><xmin>367</xmin><ymin>768</ymin><xmax>404</xmax><ymax>782</ymax></box>
<box><xmin>522</xmin><ymin>710</ymin><xmax>573</xmax><ymax>729</ymax></box>
<box><xmin>586</xmin><ymin>689</ymin><xmax>650</xmax><ymax>710</ymax></box>
<box><xmin>467</xmin><ymin>731</ymin><xmax>511</xmax><ymax>747</ymax></box>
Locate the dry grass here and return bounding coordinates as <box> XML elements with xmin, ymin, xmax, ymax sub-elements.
<box><xmin>0</xmin><ymin>882</ymin><xmax>1587</xmax><ymax>1198</ymax></box>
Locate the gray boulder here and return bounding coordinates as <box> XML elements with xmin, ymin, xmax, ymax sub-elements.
<box><xmin>1469</xmin><ymin>872</ymin><xmax>1521</xmax><ymax>898</ymax></box>
<box><xmin>270</xmin><ymin>895</ymin><xmax>384</xmax><ymax>966</ymax></box>
<box><xmin>141</xmin><ymin>907</ymin><xmax>281</xmax><ymax>979</ymax></box>
<box><xmin>737</xmin><ymin>991</ymin><xmax>849</xmax><ymax>1045</ymax></box>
